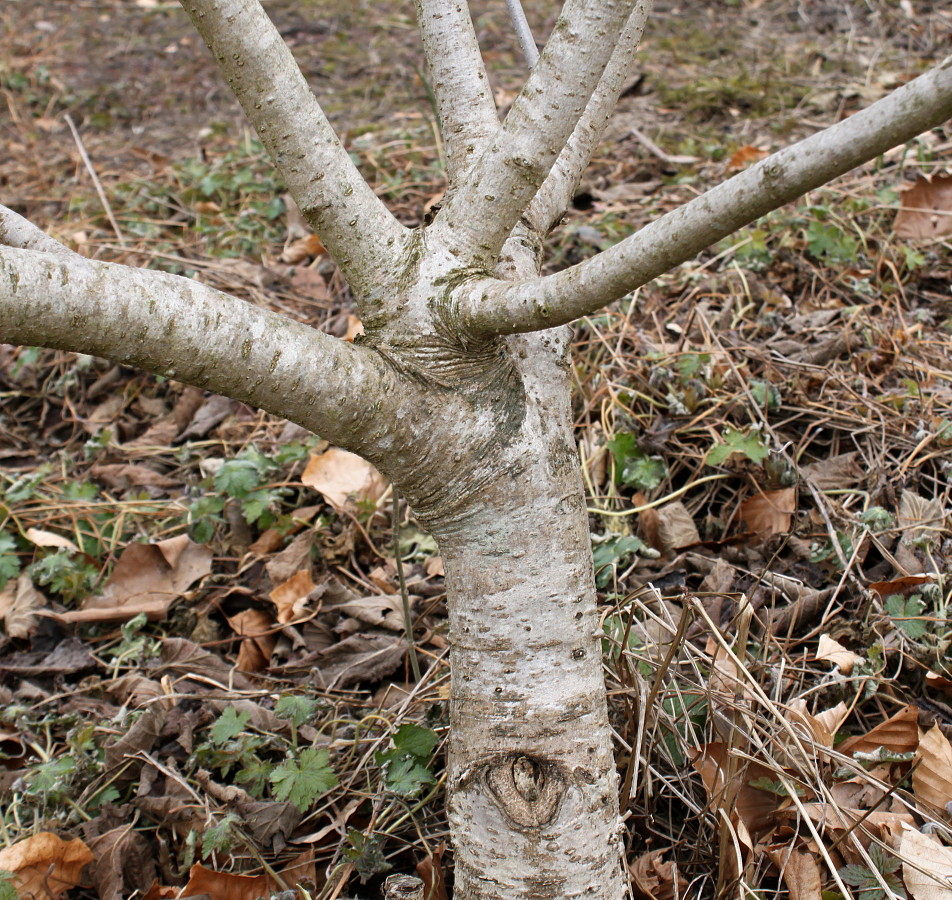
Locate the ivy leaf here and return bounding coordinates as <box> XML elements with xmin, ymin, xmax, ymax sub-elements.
<box><xmin>270</xmin><ymin>747</ymin><xmax>337</xmax><ymax>811</ymax></box>
<box><xmin>706</xmin><ymin>426</ymin><xmax>770</xmax><ymax>466</ymax></box>
<box><xmin>209</xmin><ymin>708</ymin><xmax>251</xmax><ymax>745</ymax></box>
<box><xmin>884</xmin><ymin>594</ymin><xmax>928</xmax><ymax>639</ymax></box>
<box><xmin>392</xmin><ymin>723</ymin><xmax>439</xmax><ymax>759</ymax></box>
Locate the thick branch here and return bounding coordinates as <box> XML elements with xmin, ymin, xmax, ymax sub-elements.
<box><xmin>461</xmin><ymin>55</ymin><xmax>952</xmax><ymax>334</ymax></box>
<box><xmin>527</xmin><ymin>1</ymin><xmax>651</xmax><ymax>234</ymax></box>
<box><xmin>0</xmin><ymin>246</ymin><xmax>389</xmax><ymax>450</ymax></box>
<box><xmin>180</xmin><ymin>0</ymin><xmax>408</xmax><ymax>305</ymax></box>
<box><xmin>415</xmin><ymin>0</ymin><xmax>498</xmax><ymax>187</ymax></box>
<box><xmin>431</xmin><ymin>0</ymin><xmax>638</xmax><ymax>267</ymax></box>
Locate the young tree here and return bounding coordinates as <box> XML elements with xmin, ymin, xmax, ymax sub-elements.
<box><xmin>1</xmin><ymin>1</ymin><xmax>950</xmax><ymax>896</ymax></box>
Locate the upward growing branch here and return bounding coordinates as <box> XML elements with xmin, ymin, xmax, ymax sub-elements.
<box><xmin>414</xmin><ymin>0</ymin><xmax>499</xmax><ymax>187</ymax></box>
<box><xmin>431</xmin><ymin>0</ymin><xmax>639</xmax><ymax>267</ymax></box>
<box><xmin>460</xmin><ymin>55</ymin><xmax>952</xmax><ymax>335</ymax></box>
<box><xmin>180</xmin><ymin>0</ymin><xmax>408</xmax><ymax>308</ymax></box>
<box><xmin>527</xmin><ymin>0</ymin><xmax>651</xmax><ymax>234</ymax></box>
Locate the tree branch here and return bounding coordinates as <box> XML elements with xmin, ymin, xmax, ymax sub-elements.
<box><xmin>180</xmin><ymin>0</ymin><xmax>408</xmax><ymax>305</ymax></box>
<box><xmin>527</xmin><ymin>0</ymin><xmax>651</xmax><ymax>234</ymax></box>
<box><xmin>414</xmin><ymin>0</ymin><xmax>499</xmax><ymax>188</ymax></box>
<box><xmin>0</xmin><ymin>246</ymin><xmax>390</xmax><ymax>450</ymax></box>
<box><xmin>0</xmin><ymin>206</ymin><xmax>79</xmax><ymax>259</ymax></box>
<box><xmin>460</xmin><ymin>55</ymin><xmax>952</xmax><ymax>334</ymax></box>
<box><xmin>430</xmin><ymin>0</ymin><xmax>638</xmax><ymax>267</ymax></box>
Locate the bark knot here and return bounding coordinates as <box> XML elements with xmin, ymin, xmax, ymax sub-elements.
<box><xmin>484</xmin><ymin>753</ymin><xmax>566</xmax><ymax>828</ymax></box>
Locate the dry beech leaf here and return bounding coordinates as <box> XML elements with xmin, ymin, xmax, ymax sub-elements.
<box><xmin>181</xmin><ymin>862</ymin><xmax>277</xmax><ymax>900</ymax></box>
<box><xmin>800</xmin><ymin>452</ymin><xmax>862</xmax><ymax>490</ymax></box>
<box><xmin>269</xmin><ymin>569</ymin><xmax>316</xmax><ymax>624</ymax></box>
<box><xmin>302</xmin><ymin>447</ymin><xmax>387</xmax><ymax>509</ymax></box>
<box><xmin>629</xmin><ymin>849</ymin><xmax>683</xmax><ymax>900</ymax></box>
<box><xmin>228</xmin><ymin>608</ymin><xmax>277</xmax><ymax>672</ymax></box>
<box><xmin>815</xmin><ymin>634</ymin><xmax>862</xmax><ymax>675</ymax></box>
<box><xmin>416</xmin><ymin>841</ymin><xmax>449</xmax><ymax>900</ymax></box>
<box><xmin>287</xmin><ymin>266</ymin><xmax>332</xmax><ymax>302</ymax></box>
<box><xmin>691</xmin><ymin>743</ymin><xmax>780</xmax><ymax>838</ymax></box>
<box><xmin>280</xmin><ymin>232</ymin><xmax>325</xmax><ymax>264</ymax></box>
<box><xmin>344</xmin><ymin>314</ymin><xmax>365</xmax><ymax>342</ymax></box>
<box><xmin>898</xmin><ymin>492</ymin><xmax>946</xmax><ymax>547</ymax></box>
<box><xmin>87</xmin><ymin>823</ymin><xmax>156</xmax><ymax>900</ymax></box>
<box><xmin>765</xmin><ymin>843</ymin><xmax>823</xmax><ymax>900</ymax></box>
<box><xmin>895</xmin><ymin>172</ymin><xmax>952</xmax><ymax>240</ymax></box>
<box><xmin>784</xmin><ymin>698</ymin><xmax>849</xmax><ymax>749</ymax></box>
<box><xmin>900</xmin><ymin>826</ymin><xmax>952</xmax><ymax>900</ymax></box>
<box><xmin>653</xmin><ymin>500</ymin><xmax>700</xmax><ymax>552</ymax></box>
<box><xmin>739</xmin><ymin>488</ymin><xmax>796</xmax><ymax>536</ymax></box>
<box><xmin>869</xmin><ymin>574</ymin><xmax>936</xmax><ymax>599</ymax></box>
<box><xmin>792</xmin><ymin>802</ymin><xmax>915</xmax><ymax>839</ymax></box>
<box><xmin>59</xmin><ymin>535</ymin><xmax>212</xmax><ymax>624</ymax></box>
<box><xmin>24</xmin><ymin>527</ymin><xmax>80</xmax><ymax>553</ymax></box>
<box><xmin>89</xmin><ymin>464</ymin><xmax>179</xmax><ymax>492</ymax></box>
<box><xmin>0</xmin><ymin>832</ymin><xmax>94</xmax><ymax>900</ymax></box>
<box><xmin>727</xmin><ymin>145</ymin><xmax>769</xmax><ymax>171</ymax></box>
<box><xmin>837</xmin><ymin>704</ymin><xmax>920</xmax><ymax>757</ymax></box>
<box><xmin>913</xmin><ymin>724</ymin><xmax>952</xmax><ymax>815</ymax></box>
<box><xmin>0</xmin><ymin>573</ymin><xmax>46</xmax><ymax>638</ymax></box>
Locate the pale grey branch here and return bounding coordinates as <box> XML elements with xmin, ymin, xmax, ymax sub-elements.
<box><xmin>527</xmin><ymin>0</ymin><xmax>651</xmax><ymax>234</ymax></box>
<box><xmin>504</xmin><ymin>0</ymin><xmax>539</xmax><ymax>68</ymax></box>
<box><xmin>0</xmin><ymin>246</ymin><xmax>389</xmax><ymax>450</ymax></box>
<box><xmin>431</xmin><ymin>0</ymin><xmax>638</xmax><ymax>267</ymax></box>
<box><xmin>180</xmin><ymin>0</ymin><xmax>408</xmax><ymax>306</ymax></box>
<box><xmin>0</xmin><ymin>205</ymin><xmax>78</xmax><ymax>258</ymax></box>
<box><xmin>461</xmin><ymin>55</ymin><xmax>952</xmax><ymax>334</ymax></box>
<box><xmin>415</xmin><ymin>0</ymin><xmax>499</xmax><ymax>187</ymax></box>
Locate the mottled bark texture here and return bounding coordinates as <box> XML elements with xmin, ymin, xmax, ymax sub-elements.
<box><xmin>3</xmin><ymin>1</ymin><xmax>952</xmax><ymax>898</ymax></box>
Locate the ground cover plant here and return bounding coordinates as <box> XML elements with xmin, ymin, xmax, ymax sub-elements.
<box><xmin>1</xmin><ymin>0</ymin><xmax>951</xmax><ymax>898</ymax></box>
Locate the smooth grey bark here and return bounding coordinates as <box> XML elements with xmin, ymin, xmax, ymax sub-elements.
<box><xmin>2</xmin><ymin>2</ymin><xmax>952</xmax><ymax>898</ymax></box>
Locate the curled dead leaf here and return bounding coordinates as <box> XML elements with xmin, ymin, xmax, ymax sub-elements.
<box><xmin>815</xmin><ymin>634</ymin><xmax>862</xmax><ymax>675</ymax></box>
<box><xmin>629</xmin><ymin>849</ymin><xmax>683</xmax><ymax>900</ymax></box>
<box><xmin>0</xmin><ymin>573</ymin><xmax>46</xmax><ymax>638</ymax></box>
<box><xmin>270</xmin><ymin>569</ymin><xmax>316</xmax><ymax>624</ymax></box>
<box><xmin>302</xmin><ymin>448</ymin><xmax>387</xmax><ymax>510</ymax></box>
<box><xmin>739</xmin><ymin>488</ymin><xmax>796</xmax><ymax>537</ymax></box>
<box><xmin>0</xmin><ymin>832</ymin><xmax>94</xmax><ymax>900</ymax></box>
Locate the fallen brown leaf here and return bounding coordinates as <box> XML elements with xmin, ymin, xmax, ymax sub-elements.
<box><xmin>629</xmin><ymin>848</ymin><xmax>683</xmax><ymax>900</ymax></box>
<box><xmin>739</xmin><ymin>488</ymin><xmax>796</xmax><ymax>537</ymax></box>
<box><xmin>894</xmin><ymin>172</ymin><xmax>952</xmax><ymax>240</ymax></box>
<box><xmin>837</xmin><ymin>704</ymin><xmax>920</xmax><ymax>757</ymax></box>
<box><xmin>270</xmin><ymin>569</ymin><xmax>316</xmax><ymax>624</ymax></box>
<box><xmin>416</xmin><ymin>841</ymin><xmax>449</xmax><ymax>900</ymax></box>
<box><xmin>727</xmin><ymin>145</ymin><xmax>769</xmax><ymax>171</ymax></box>
<box><xmin>0</xmin><ymin>832</ymin><xmax>94</xmax><ymax>900</ymax></box>
<box><xmin>765</xmin><ymin>842</ymin><xmax>823</xmax><ymax>900</ymax></box>
<box><xmin>228</xmin><ymin>608</ymin><xmax>277</xmax><ymax>672</ymax></box>
<box><xmin>181</xmin><ymin>862</ymin><xmax>277</xmax><ymax>900</ymax></box>
<box><xmin>302</xmin><ymin>448</ymin><xmax>387</xmax><ymax>510</ymax></box>
<box><xmin>900</xmin><ymin>825</ymin><xmax>952</xmax><ymax>900</ymax></box>
<box><xmin>0</xmin><ymin>573</ymin><xmax>46</xmax><ymax>638</ymax></box>
<box><xmin>913</xmin><ymin>724</ymin><xmax>952</xmax><ymax>815</ymax></box>
<box><xmin>24</xmin><ymin>527</ymin><xmax>80</xmax><ymax>552</ymax></box>
<box><xmin>59</xmin><ymin>535</ymin><xmax>212</xmax><ymax>624</ymax></box>
<box><xmin>815</xmin><ymin>634</ymin><xmax>862</xmax><ymax>675</ymax></box>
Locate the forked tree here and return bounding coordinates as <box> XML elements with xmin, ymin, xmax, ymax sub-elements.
<box><xmin>1</xmin><ymin>1</ymin><xmax>950</xmax><ymax>897</ymax></box>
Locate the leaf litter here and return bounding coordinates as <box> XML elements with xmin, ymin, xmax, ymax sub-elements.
<box><xmin>1</xmin><ymin>0</ymin><xmax>952</xmax><ymax>897</ymax></box>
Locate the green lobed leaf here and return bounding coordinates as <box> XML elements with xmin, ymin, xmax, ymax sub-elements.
<box><xmin>270</xmin><ymin>747</ymin><xmax>337</xmax><ymax>812</ymax></box>
<box><xmin>209</xmin><ymin>708</ymin><xmax>251</xmax><ymax>745</ymax></box>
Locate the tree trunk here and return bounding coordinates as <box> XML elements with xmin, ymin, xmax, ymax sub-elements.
<box><xmin>407</xmin><ymin>329</ymin><xmax>624</xmax><ymax>900</ymax></box>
